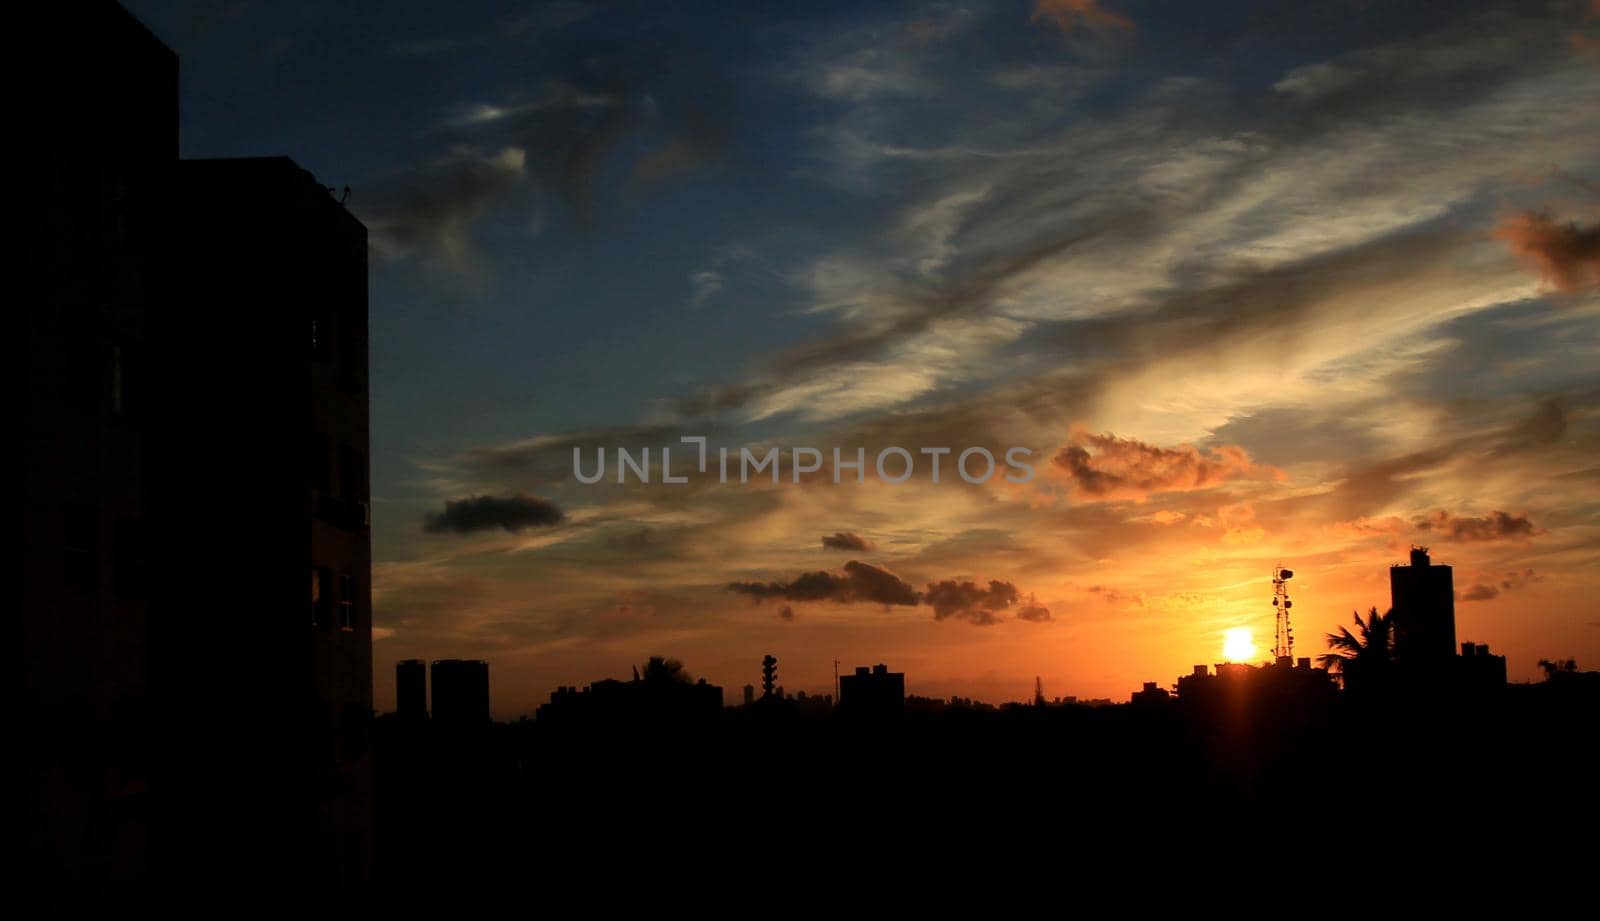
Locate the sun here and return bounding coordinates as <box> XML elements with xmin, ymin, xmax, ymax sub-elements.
<box><xmin>1222</xmin><ymin>627</ymin><xmax>1257</xmax><ymax>663</ymax></box>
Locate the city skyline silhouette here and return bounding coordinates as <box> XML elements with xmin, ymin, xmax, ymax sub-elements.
<box><xmin>22</xmin><ymin>0</ymin><xmax>1600</xmax><ymax>882</ymax></box>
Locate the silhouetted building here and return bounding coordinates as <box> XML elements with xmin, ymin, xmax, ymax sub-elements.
<box><xmin>838</xmin><ymin>664</ymin><xmax>905</xmax><ymax>715</ymax></box>
<box><xmin>743</xmin><ymin>684</ymin><xmax>755</xmax><ymax>706</ymax></box>
<box><xmin>536</xmin><ymin>672</ymin><xmax>723</xmax><ymax>724</ymax></box>
<box><xmin>1457</xmin><ymin>642</ymin><xmax>1507</xmax><ymax>691</ymax></box>
<box><xmin>1391</xmin><ymin>547</ymin><xmax>1456</xmax><ymax>671</ymax></box>
<box><xmin>156</xmin><ymin>155</ymin><xmax>373</xmax><ymax>881</ymax></box>
<box><xmin>432</xmin><ymin>660</ymin><xmax>491</xmax><ymax>724</ymax></box>
<box><xmin>1175</xmin><ymin>659</ymin><xmax>1337</xmax><ymax>713</ymax></box>
<box><xmin>23</xmin><ymin>1</ymin><xmax>176</xmax><ymax>880</ymax></box>
<box><xmin>24</xmin><ymin>2</ymin><xmax>372</xmax><ymax>881</ymax></box>
<box><xmin>793</xmin><ymin>691</ymin><xmax>834</xmax><ymax>716</ymax></box>
<box><xmin>397</xmin><ymin>660</ymin><xmax>427</xmax><ymax>719</ymax></box>
<box><xmin>1131</xmin><ymin>681</ymin><xmax>1171</xmax><ymax>705</ymax></box>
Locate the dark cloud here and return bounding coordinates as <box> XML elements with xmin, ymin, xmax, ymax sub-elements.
<box><xmin>1016</xmin><ymin>600</ymin><xmax>1054</xmax><ymax>622</ymax></box>
<box><xmin>778</xmin><ymin>605</ymin><xmax>796</xmax><ymax>621</ymax></box>
<box><xmin>729</xmin><ymin>562</ymin><xmax>1040</xmax><ymax>626</ymax></box>
<box><xmin>727</xmin><ymin>560</ymin><xmax>921</xmax><ymax>607</ymax></box>
<box><xmin>1459</xmin><ymin>568</ymin><xmax>1541</xmax><ymax>602</ymax></box>
<box><xmin>424</xmin><ymin>494</ymin><xmax>564</xmax><ymax>534</ymax></box>
<box><xmin>359</xmin><ymin>42</ymin><xmax>734</xmax><ymax>265</ymax></box>
<box><xmin>1496</xmin><ymin>212</ymin><xmax>1600</xmax><ymax>292</ymax></box>
<box><xmin>1053</xmin><ymin>431</ymin><xmax>1282</xmax><ymax>500</ymax></box>
<box><xmin>1415</xmin><ymin>510</ymin><xmax>1542</xmax><ymax>542</ymax></box>
<box><xmin>822</xmin><ymin>531</ymin><xmax>875</xmax><ymax>551</ymax></box>
<box><xmin>1488</xmin><ymin>397</ymin><xmax>1569</xmax><ymax>459</ymax></box>
<box><xmin>924</xmin><ymin>579</ymin><xmax>1020</xmax><ymax>625</ymax></box>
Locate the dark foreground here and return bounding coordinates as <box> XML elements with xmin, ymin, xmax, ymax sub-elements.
<box><xmin>374</xmin><ymin>681</ymin><xmax>1598</xmax><ymax>878</ymax></box>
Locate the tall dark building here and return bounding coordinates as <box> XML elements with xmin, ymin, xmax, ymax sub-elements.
<box><xmin>24</xmin><ymin>3</ymin><xmax>372</xmax><ymax>880</ymax></box>
<box><xmin>145</xmin><ymin>155</ymin><xmax>373</xmax><ymax>882</ymax></box>
<box><xmin>397</xmin><ymin>659</ymin><xmax>428</xmax><ymax>719</ymax></box>
<box><xmin>432</xmin><ymin>660</ymin><xmax>491</xmax><ymax>724</ymax></box>
<box><xmin>23</xmin><ymin>1</ymin><xmax>176</xmax><ymax>879</ymax></box>
<box><xmin>838</xmin><ymin>664</ymin><xmax>906</xmax><ymax>715</ymax></box>
<box><xmin>1390</xmin><ymin>547</ymin><xmax>1457</xmax><ymax>670</ymax></box>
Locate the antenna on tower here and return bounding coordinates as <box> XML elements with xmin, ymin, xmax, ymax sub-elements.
<box><xmin>761</xmin><ymin>655</ymin><xmax>778</xmax><ymax>700</ymax></box>
<box><xmin>1272</xmin><ymin>564</ymin><xmax>1295</xmax><ymax>662</ymax></box>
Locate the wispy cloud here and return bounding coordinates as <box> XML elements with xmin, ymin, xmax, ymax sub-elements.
<box><xmin>1030</xmin><ymin>0</ymin><xmax>1133</xmax><ymax>38</ymax></box>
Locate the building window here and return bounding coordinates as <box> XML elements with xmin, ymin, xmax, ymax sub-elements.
<box><xmin>312</xmin><ymin>566</ymin><xmax>330</xmax><ymax>628</ymax></box>
<box><xmin>338</xmin><ymin>573</ymin><xmax>355</xmax><ymax>631</ymax></box>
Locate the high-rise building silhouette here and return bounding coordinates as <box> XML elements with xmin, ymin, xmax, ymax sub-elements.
<box><xmin>432</xmin><ymin>660</ymin><xmax>491</xmax><ymax>724</ymax></box>
<box><xmin>152</xmin><ymin>154</ymin><xmax>373</xmax><ymax>882</ymax></box>
<box><xmin>397</xmin><ymin>659</ymin><xmax>427</xmax><ymax>719</ymax></box>
<box><xmin>23</xmin><ymin>1</ymin><xmax>176</xmax><ymax>880</ymax></box>
<box><xmin>24</xmin><ymin>2</ymin><xmax>372</xmax><ymax>880</ymax></box>
<box><xmin>838</xmin><ymin>664</ymin><xmax>905</xmax><ymax>715</ymax></box>
<box><xmin>1390</xmin><ymin>547</ymin><xmax>1456</xmax><ymax>670</ymax></box>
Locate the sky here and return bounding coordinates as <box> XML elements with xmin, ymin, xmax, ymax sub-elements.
<box><xmin>127</xmin><ymin>0</ymin><xmax>1600</xmax><ymax>717</ymax></box>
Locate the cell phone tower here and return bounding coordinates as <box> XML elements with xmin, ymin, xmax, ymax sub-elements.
<box><xmin>1272</xmin><ymin>564</ymin><xmax>1295</xmax><ymax>661</ymax></box>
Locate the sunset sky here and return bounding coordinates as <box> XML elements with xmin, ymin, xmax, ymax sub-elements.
<box><xmin>130</xmin><ymin>0</ymin><xmax>1600</xmax><ymax>716</ymax></box>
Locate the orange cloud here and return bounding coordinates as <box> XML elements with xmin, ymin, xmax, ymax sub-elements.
<box><xmin>1495</xmin><ymin>212</ymin><xmax>1600</xmax><ymax>292</ymax></box>
<box><xmin>1052</xmin><ymin>431</ymin><xmax>1283</xmax><ymax>501</ymax></box>
<box><xmin>1031</xmin><ymin>0</ymin><xmax>1133</xmax><ymax>36</ymax></box>
<box><xmin>1217</xmin><ymin>503</ymin><xmax>1264</xmax><ymax>545</ymax></box>
<box><xmin>1326</xmin><ymin>515</ymin><xmax>1410</xmax><ymax>540</ymax></box>
<box><xmin>1087</xmin><ymin>584</ymin><xmax>1145</xmax><ymax>608</ymax></box>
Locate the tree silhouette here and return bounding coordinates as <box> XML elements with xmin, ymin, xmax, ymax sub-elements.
<box><xmin>1538</xmin><ymin>658</ymin><xmax>1578</xmax><ymax>680</ymax></box>
<box><xmin>1318</xmin><ymin>607</ymin><xmax>1394</xmax><ymax>689</ymax></box>
<box><xmin>638</xmin><ymin>656</ymin><xmax>692</xmax><ymax>684</ymax></box>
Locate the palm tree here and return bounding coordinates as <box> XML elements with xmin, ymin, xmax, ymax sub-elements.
<box><xmin>1319</xmin><ymin>606</ymin><xmax>1394</xmax><ymax>689</ymax></box>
